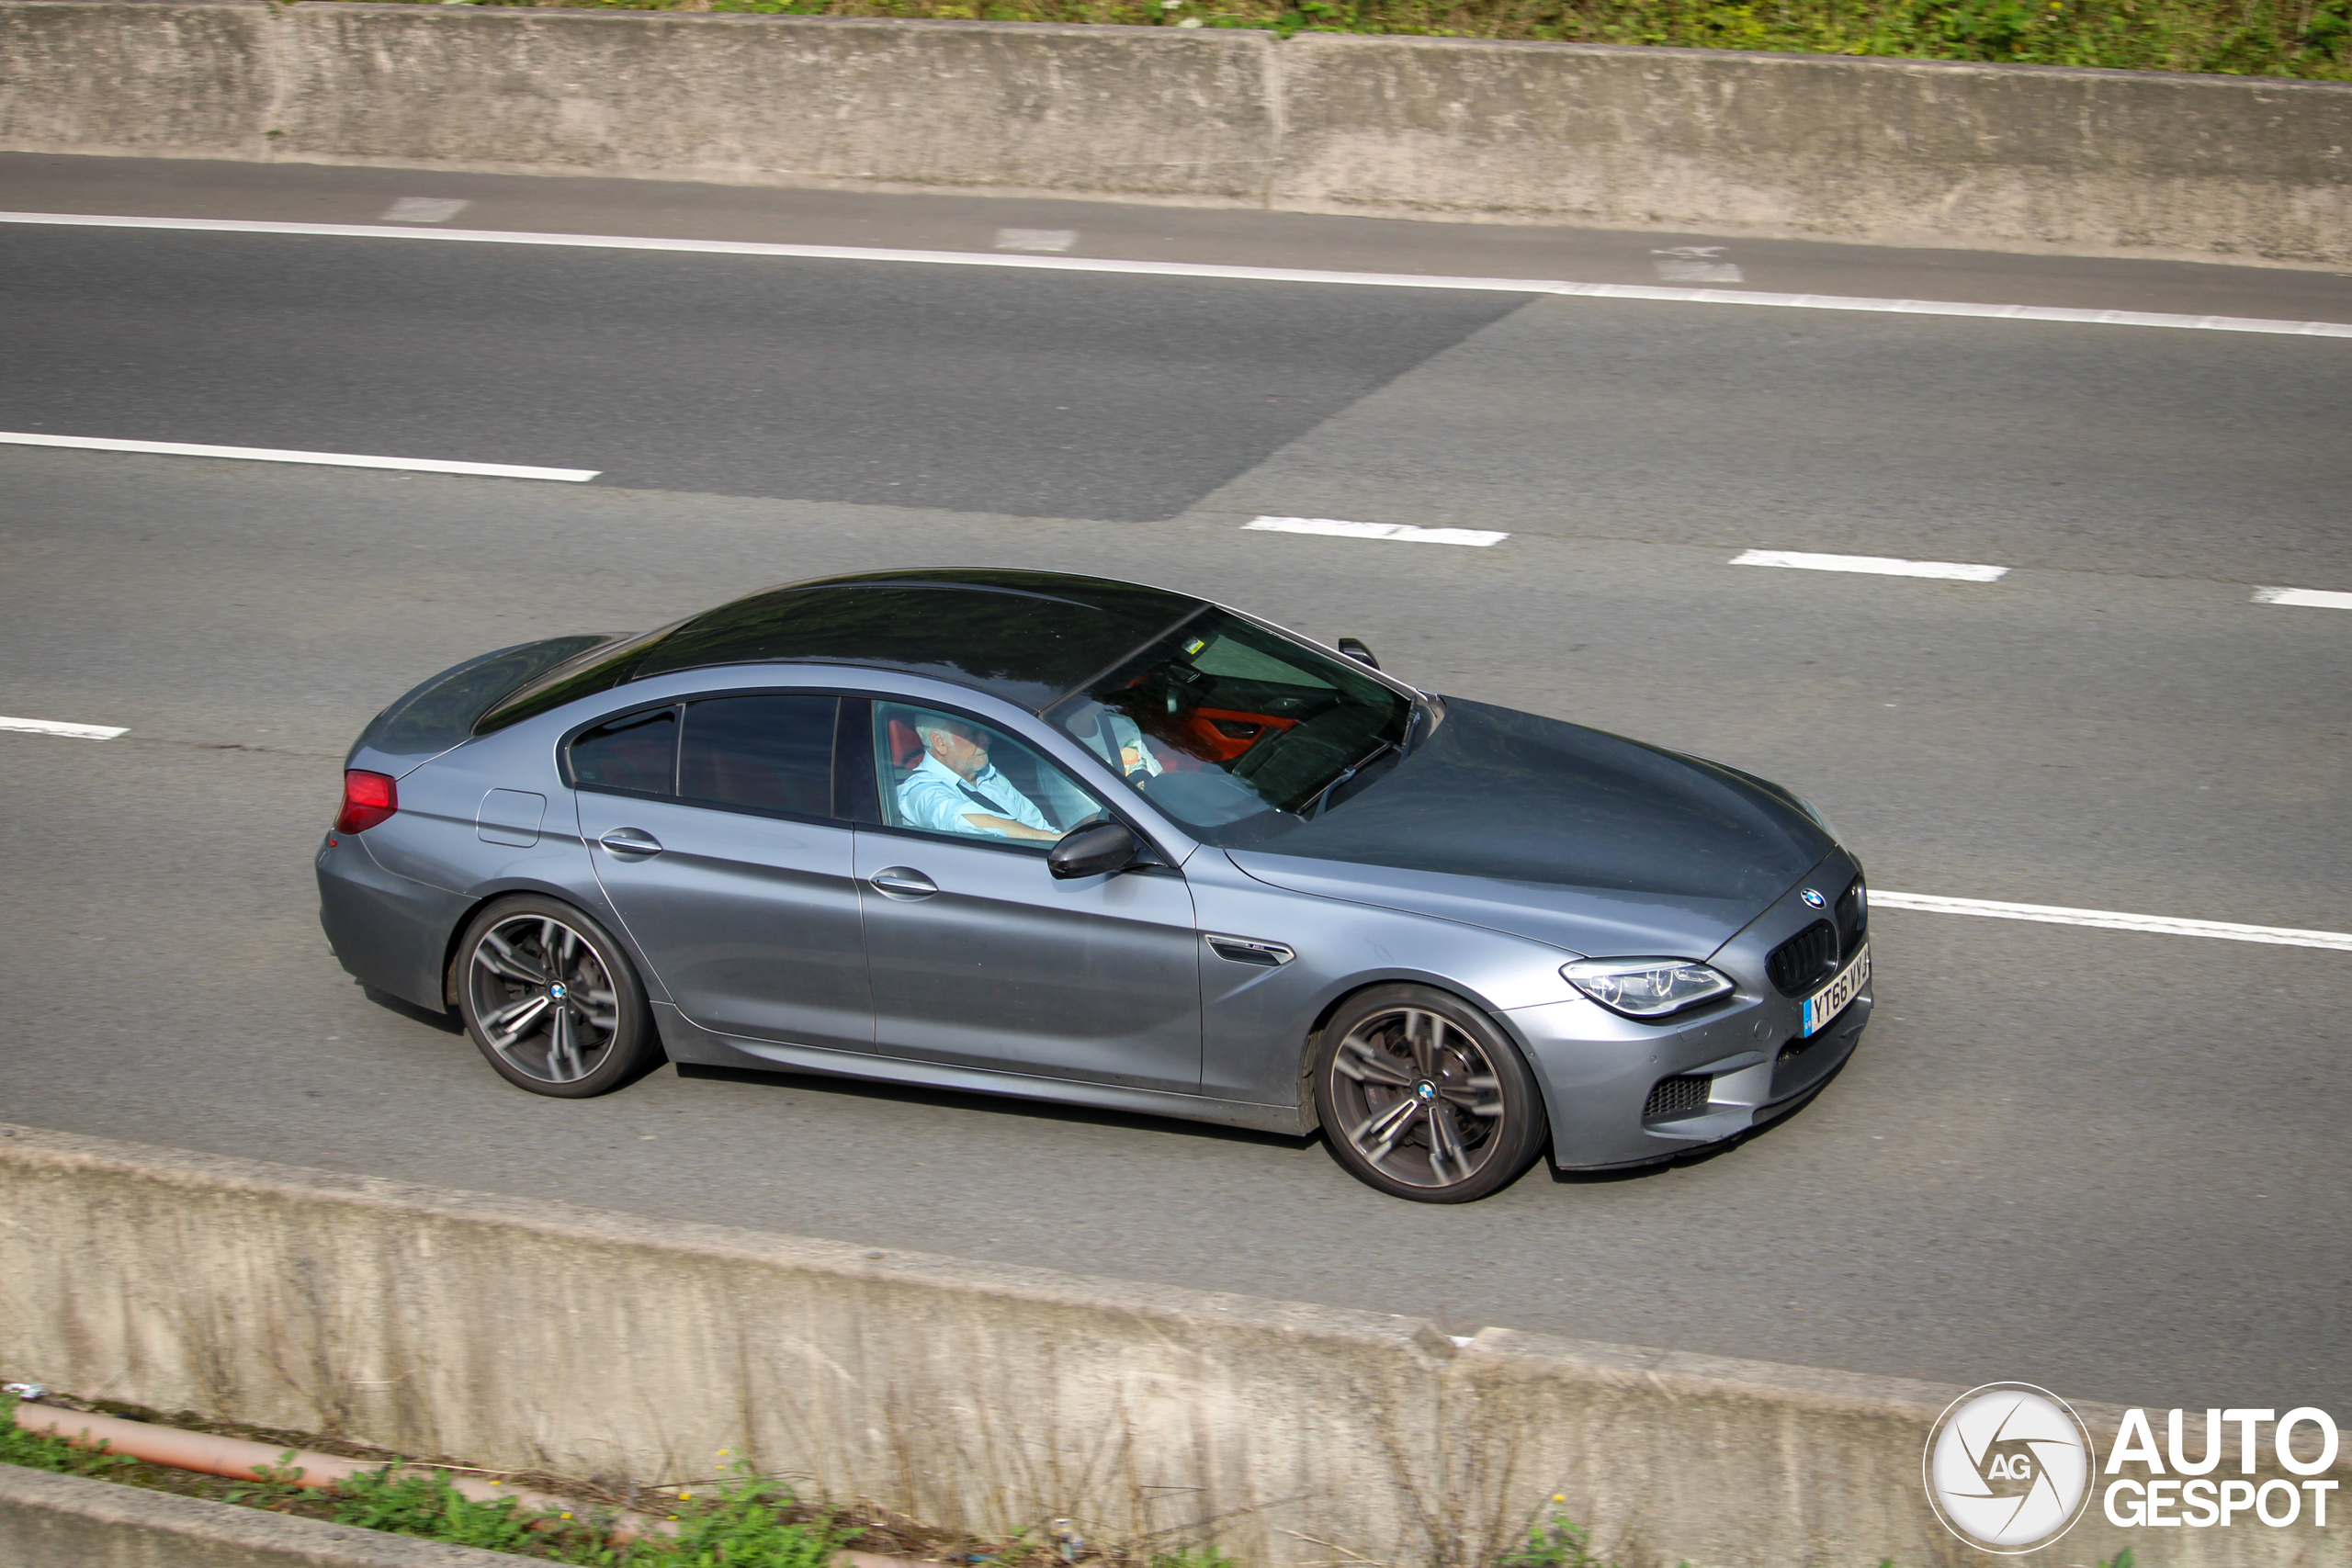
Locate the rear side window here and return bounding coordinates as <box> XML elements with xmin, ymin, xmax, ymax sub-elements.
<box><xmin>571</xmin><ymin>707</ymin><xmax>677</xmax><ymax>795</ymax></box>
<box><xmin>680</xmin><ymin>694</ymin><xmax>836</xmax><ymax>818</ymax></box>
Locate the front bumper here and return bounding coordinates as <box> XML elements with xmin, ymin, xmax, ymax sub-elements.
<box><xmin>1508</xmin><ymin>852</ymin><xmax>1872</xmax><ymax>1170</ymax></box>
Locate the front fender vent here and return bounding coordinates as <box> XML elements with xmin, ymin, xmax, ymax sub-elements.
<box><xmin>1205</xmin><ymin>934</ymin><xmax>1295</xmax><ymax>967</ymax></box>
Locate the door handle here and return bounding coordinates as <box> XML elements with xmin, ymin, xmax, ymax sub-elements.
<box><xmin>869</xmin><ymin>866</ymin><xmax>938</xmax><ymax>899</ymax></box>
<box><xmin>598</xmin><ymin>828</ymin><xmax>664</xmax><ymax>857</ymax></box>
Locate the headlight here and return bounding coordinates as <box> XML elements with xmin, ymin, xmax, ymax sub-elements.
<box><xmin>1562</xmin><ymin>958</ymin><xmax>1736</xmax><ymax>1020</ymax></box>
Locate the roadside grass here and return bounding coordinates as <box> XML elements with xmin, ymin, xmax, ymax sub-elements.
<box><xmin>1496</xmin><ymin>1501</ymin><xmax>1610</xmax><ymax>1568</ymax></box>
<box><xmin>3</xmin><ymin>1389</ymin><xmax>839</xmax><ymax>1566</ymax></box>
<box><xmin>1</xmin><ymin>1393</ymin><xmax>2143</xmax><ymax>1568</ymax></box>
<box><xmin>0</xmin><ymin>1393</ymin><xmax>141</xmax><ymax>1483</ymax></box>
<box><xmin>4</xmin><ymin>1388</ymin><xmax>1276</xmax><ymax>1568</ymax></box>
<box><xmin>350</xmin><ymin>0</ymin><xmax>2352</xmax><ymax>81</ymax></box>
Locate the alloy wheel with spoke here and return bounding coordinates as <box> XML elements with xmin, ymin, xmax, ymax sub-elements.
<box><xmin>1329</xmin><ymin>1004</ymin><xmax>1510</xmax><ymax>1191</ymax></box>
<box><xmin>1312</xmin><ymin>985</ymin><xmax>1545</xmax><ymax>1202</ymax></box>
<box><xmin>464</xmin><ymin>910</ymin><xmax>622</xmax><ymax>1086</ymax></box>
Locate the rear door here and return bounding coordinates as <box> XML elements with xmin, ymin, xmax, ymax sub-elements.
<box><xmin>577</xmin><ymin>693</ymin><xmax>874</xmax><ymax>1053</ymax></box>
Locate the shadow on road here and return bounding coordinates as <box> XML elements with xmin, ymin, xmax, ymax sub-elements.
<box><xmin>673</xmin><ymin>1060</ymin><xmax>1318</xmax><ymax>1151</ymax></box>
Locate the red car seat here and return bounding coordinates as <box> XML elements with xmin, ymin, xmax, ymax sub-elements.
<box><xmin>888</xmin><ymin>717</ymin><xmax>925</xmax><ymax>772</ymax></box>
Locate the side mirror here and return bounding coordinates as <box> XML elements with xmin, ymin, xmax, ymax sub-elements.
<box><xmin>1336</xmin><ymin>637</ymin><xmax>1380</xmax><ymax>670</ymax></box>
<box><xmin>1048</xmin><ymin>820</ymin><xmax>1141</xmax><ymax>881</ymax></box>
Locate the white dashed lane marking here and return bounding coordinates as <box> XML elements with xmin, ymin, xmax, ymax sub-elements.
<box><xmin>1245</xmin><ymin>515</ymin><xmax>1509</xmax><ymax>547</ymax></box>
<box><xmin>7</xmin><ymin>706</ymin><xmax>2344</xmax><ymax>951</ymax></box>
<box><xmin>1733</xmin><ymin>548</ymin><xmax>2010</xmax><ymax>582</ymax></box>
<box><xmin>0</xmin><ymin>433</ymin><xmax>598</xmax><ymax>482</ymax></box>
<box><xmin>1652</xmin><ymin>246</ymin><xmax>1745</xmax><ymax>285</ymax></box>
<box><xmin>2255</xmin><ymin>586</ymin><xmax>2352</xmax><ymax>610</ymax></box>
<box><xmin>379</xmin><ymin>197</ymin><xmax>471</xmax><ymax>224</ymax></box>
<box><xmin>6</xmin><ymin>213</ymin><xmax>2348</xmax><ymax>341</ymax></box>
<box><xmin>1872</xmin><ymin>892</ymin><xmax>2352</xmax><ymax>953</ymax></box>
<box><xmin>0</xmin><ymin>716</ymin><xmax>126</xmax><ymax>739</ymax></box>
<box><xmin>995</xmin><ymin>229</ymin><xmax>1078</xmax><ymax>253</ymax></box>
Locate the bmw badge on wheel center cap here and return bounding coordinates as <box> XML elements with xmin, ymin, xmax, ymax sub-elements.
<box><xmin>1923</xmin><ymin>1382</ymin><xmax>2094</xmax><ymax>1553</ymax></box>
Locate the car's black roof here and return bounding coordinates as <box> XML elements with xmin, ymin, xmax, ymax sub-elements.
<box><xmin>469</xmin><ymin>570</ymin><xmax>1210</xmax><ymax>735</ymax></box>
<box><xmin>630</xmin><ymin>570</ymin><xmax>1203</xmax><ymax>710</ymax></box>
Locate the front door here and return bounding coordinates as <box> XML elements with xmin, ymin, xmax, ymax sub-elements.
<box><xmin>575</xmin><ymin>693</ymin><xmax>874</xmax><ymax>1053</ymax></box>
<box><xmin>854</xmin><ymin>701</ymin><xmax>1202</xmax><ymax>1093</ymax></box>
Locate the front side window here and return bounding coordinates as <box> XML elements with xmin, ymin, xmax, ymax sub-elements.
<box><xmin>1045</xmin><ymin>609</ymin><xmax>1414</xmax><ymax>845</ymax></box>
<box><xmin>875</xmin><ymin>705</ymin><xmax>1107</xmax><ymax>846</ymax></box>
<box><xmin>679</xmin><ymin>694</ymin><xmax>836</xmax><ymax>818</ymax></box>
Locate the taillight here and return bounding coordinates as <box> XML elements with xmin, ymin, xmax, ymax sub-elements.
<box><xmin>336</xmin><ymin>770</ymin><xmax>398</xmax><ymax>834</ymax></box>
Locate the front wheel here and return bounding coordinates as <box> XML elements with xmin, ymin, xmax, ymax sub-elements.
<box><xmin>1312</xmin><ymin>985</ymin><xmax>1549</xmax><ymax>1202</ymax></box>
<box><xmin>454</xmin><ymin>896</ymin><xmax>659</xmax><ymax>1098</ymax></box>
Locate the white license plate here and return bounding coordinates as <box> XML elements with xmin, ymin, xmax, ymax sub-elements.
<box><xmin>1801</xmin><ymin>943</ymin><xmax>1869</xmax><ymax>1037</ymax></box>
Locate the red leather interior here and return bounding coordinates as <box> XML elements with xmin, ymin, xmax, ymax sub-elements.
<box><xmin>1176</xmin><ymin>707</ymin><xmax>1298</xmax><ymax>763</ymax></box>
<box><xmin>888</xmin><ymin>717</ymin><xmax>924</xmax><ymax>771</ymax></box>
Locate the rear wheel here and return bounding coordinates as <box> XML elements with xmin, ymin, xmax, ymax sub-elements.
<box><xmin>455</xmin><ymin>896</ymin><xmax>658</xmax><ymax>1098</ymax></box>
<box><xmin>1313</xmin><ymin>985</ymin><xmax>1548</xmax><ymax>1202</ymax></box>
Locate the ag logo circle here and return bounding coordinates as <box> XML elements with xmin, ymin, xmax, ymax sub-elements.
<box><xmin>1923</xmin><ymin>1382</ymin><xmax>2094</xmax><ymax>1553</ymax></box>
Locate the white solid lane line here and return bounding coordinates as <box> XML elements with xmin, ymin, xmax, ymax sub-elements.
<box><xmin>1245</xmin><ymin>515</ymin><xmax>1510</xmax><ymax>547</ymax></box>
<box><xmin>4</xmin><ymin>212</ymin><xmax>2349</xmax><ymax>342</ymax></box>
<box><xmin>0</xmin><ymin>433</ymin><xmax>597</xmax><ymax>482</ymax></box>
<box><xmin>0</xmin><ymin>716</ymin><xmax>127</xmax><ymax>739</ymax></box>
<box><xmin>2254</xmin><ymin>586</ymin><xmax>2352</xmax><ymax>610</ymax></box>
<box><xmin>1873</xmin><ymin>892</ymin><xmax>2352</xmax><ymax>952</ymax></box>
<box><xmin>1732</xmin><ymin>548</ymin><xmax>2009</xmax><ymax>582</ymax></box>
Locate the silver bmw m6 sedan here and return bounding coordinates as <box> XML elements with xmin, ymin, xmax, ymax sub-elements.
<box><xmin>318</xmin><ymin>568</ymin><xmax>1871</xmax><ymax>1202</ymax></box>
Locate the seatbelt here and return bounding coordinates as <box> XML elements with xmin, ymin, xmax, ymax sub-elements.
<box><xmin>957</xmin><ymin>781</ymin><xmax>1011</xmax><ymax>817</ymax></box>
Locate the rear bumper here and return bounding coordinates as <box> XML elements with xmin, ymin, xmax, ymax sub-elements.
<box><xmin>315</xmin><ymin>833</ymin><xmax>469</xmax><ymax>1012</ymax></box>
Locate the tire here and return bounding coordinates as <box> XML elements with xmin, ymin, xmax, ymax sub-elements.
<box><xmin>453</xmin><ymin>895</ymin><xmax>659</xmax><ymax>1099</ymax></box>
<box><xmin>1312</xmin><ymin>984</ymin><xmax>1549</xmax><ymax>1203</ymax></box>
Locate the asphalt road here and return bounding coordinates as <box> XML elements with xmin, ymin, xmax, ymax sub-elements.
<box><xmin>13</xmin><ymin>151</ymin><xmax>2352</xmax><ymax>322</ymax></box>
<box><xmin>2</xmin><ymin>156</ymin><xmax>2347</xmax><ymax>1419</ymax></box>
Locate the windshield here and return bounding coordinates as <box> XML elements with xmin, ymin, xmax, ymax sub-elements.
<box><xmin>1046</xmin><ymin>608</ymin><xmax>1416</xmax><ymax>845</ymax></box>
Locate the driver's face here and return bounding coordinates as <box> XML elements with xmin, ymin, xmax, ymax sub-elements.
<box><xmin>931</xmin><ymin>724</ymin><xmax>989</xmax><ymax>780</ymax></box>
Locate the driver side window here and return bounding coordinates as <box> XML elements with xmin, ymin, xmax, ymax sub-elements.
<box><xmin>873</xmin><ymin>704</ymin><xmax>1107</xmax><ymax>845</ymax></box>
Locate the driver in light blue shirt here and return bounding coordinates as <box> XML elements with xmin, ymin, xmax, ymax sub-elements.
<box><xmin>898</xmin><ymin>715</ymin><xmax>1061</xmax><ymax>842</ymax></box>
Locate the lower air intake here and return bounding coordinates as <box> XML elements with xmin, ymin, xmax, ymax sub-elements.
<box><xmin>1643</xmin><ymin>1073</ymin><xmax>1712</xmax><ymax>1122</ymax></box>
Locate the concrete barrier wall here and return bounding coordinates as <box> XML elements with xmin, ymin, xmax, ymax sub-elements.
<box><xmin>1274</xmin><ymin>35</ymin><xmax>2352</xmax><ymax>262</ymax></box>
<box><xmin>0</xmin><ymin>0</ymin><xmax>273</xmax><ymax>158</ymax></box>
<box><xmin>0</xmin><ymin>1</ymin><xmax>2348</xmax><ymax>259</ymax></box>
<box><xmin>273</xmin><ymin>7</ymin><xmax>1279</xmax><ymax>199</ymax></box>
<box><xmin>2</xmin><ymin>1124</ymin><xmax>2343</xmax><ymax>1568</ymax></box>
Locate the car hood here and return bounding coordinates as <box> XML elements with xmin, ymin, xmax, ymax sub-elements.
<box><xmin>1226</xmin><ymin>698</ymin><xmax>1835</xmax><ymax>958</ymax></box>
